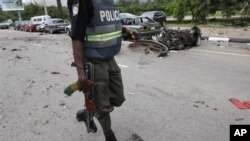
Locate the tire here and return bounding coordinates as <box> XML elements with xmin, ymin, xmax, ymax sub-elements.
<box><xmin>161</xmin><ymin>21</ymin><xmax>166</xmax><ymax>28</ymax></box>
<box><xmin>193</xmin><ymin>35</ymin><xmax>201</xmax><ymax>46</ymax></box>
<box><xmin>66</xmin><ymin>29</ymin><xmax>70</xmax><ymax>35</ymax></box>
<box><xmin>50</xmin><ymin>29</ymin><xmax>53</xmax><ymax>34</ymax></box>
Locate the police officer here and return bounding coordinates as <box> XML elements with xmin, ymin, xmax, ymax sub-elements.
<box><xmin>67</xmin><ymin>0</ymin><xmax>134</xmax><ymax>140</ymax></box>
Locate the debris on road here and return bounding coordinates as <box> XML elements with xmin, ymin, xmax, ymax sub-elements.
<box><xmin>128</xmin><ymin>92</ymin><xmax>135</xmax><ymax>96</ymax></box>
<box><xmin>46</xmin><ymin>85</ymin><xmax>53</xmax><ymax>90</ymax></box>
<box><xmin>43</xmin><ymin>105</ymin><xmax>49</xmax><ymax>109</ymax></box>
<box><xmin>129</xmin><ymin>40</ymin><xmax>168</xmax><ymax>57</ymax></box>
<box><xmin>170</xmin><ymin>50</ymin><xmax>178</xmax><ymax>53</ymax></box>
<box><xmin>158</xmin><ymin>26</ymin><xmax>201</xmax><ymax>50</ymax></box>
<box><xmin>128</xmin><ymin>26</ymin><xmax>201</xmax><ymax>57</ymax></box>
<box><xmin>11</xmin><ymin>49</ymin><xmax>21</xmax><ymax>52</ymax></box>
<box><xmin>42</xmin><ymin>70</ymin><xmax>48</xmax><ymax>73</ymax></box>
<box><xmin>71</xmin><ymin>62</ymin><xmax>76</xmax><ymax>67</ymax></box>
<box><xmin>235</xmin><ymin>118</ymin><xmax>244</xmax><ymax>121</ymax></box>
<box><xmin>15</xmin><ymin>55</ymin><xmax>22</xmax><ymax>59</ymax></box>
<box><xmin>193</xmin><ymin>105</ymin><xmax>199</xmax><ymax>108</ymax></box>
<box><xmin>126</xmin><ymin>133</ymin><xmax>144</xmax><ymax>141</ymax></box>
<box><xmin>59</xmin><ymin>101</ymin><xmax>66</xmax><ymax>107</ymax></box>
<box><xmin>229</xmin><ymin>98</ymin><xmax>250</xmax><ymax>109</ymax></box>
<box><xmin>194</xmin><ymin>101</ymin><xmax>205</xmax><ymax>105</ymax></box>
<box><xmin>51</xmin><ymin>72</ymin><xmax>60</xmax><ymax>74</ymax></box>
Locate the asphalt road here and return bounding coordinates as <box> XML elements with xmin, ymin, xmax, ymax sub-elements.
<box><xmin>0</xmin><ymin>30</ymin><xmax>250</xmax><ymax>141</ymax></box>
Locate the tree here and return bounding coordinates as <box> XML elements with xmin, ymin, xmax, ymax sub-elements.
<box><xmin>235</xmin><ymin>0</ymin><xmax>250</xmax><ymax>18</ymax></box>
<box><xmin>193</xmin><ymin>0</ymin><xmax>210</xmax><ymax>23</ymax></box>
<box><xmin>209</xmin><ymin>0</ymin><xmax>220</xmax><ymax>14</ymax></box>
<box><xmin>56</xmin><ymin>0</ymin><xmax>64</xmax><ymax>18</ymax></box>
<box><xmin>221</xmin><ymin>0</ymin><xmax>238</xmax><ymax>18</ymax></box>
<box><xmin>116</xmin><ymin>0</ymin><xmax>170</xmax><ymax>15</ymax></box>
<box><xmin>21</xmin><ymin>4</ymin><xmax>44</xmax><ymax>20</ymax></box>
<box><xmin>173</xmin><ymin>0</ymin><xmax>187</xmax><ymax>22</ymax></box>
<box><xmin>241</xmin><ymin>1</ymin><xmax>250</xmax><ymax>18</ymax></box>
<box><xmin>0</xmin><ymin>9</ymin><xmax>16</xmax><ymax>22</ymax></box>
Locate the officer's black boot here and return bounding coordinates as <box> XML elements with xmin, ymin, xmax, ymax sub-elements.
<box><xmin>105</xmin><ymin>130</ymin><xmax>117</xmax><ymax>141</ymax></box>
<box><xmin>76</xmin><ymin>109</ymin><xmax>97</xmax><ymax>133</ymax></box>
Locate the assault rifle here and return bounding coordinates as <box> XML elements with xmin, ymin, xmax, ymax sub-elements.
<box><xmin>64</xmin><ymin>62</ymin><xmax>95</xmax><ymax>133</ymax></box>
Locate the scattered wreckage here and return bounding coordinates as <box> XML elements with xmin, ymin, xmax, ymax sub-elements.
<box><xmin>158</xmin><ymin>26</ymin><xmax>201</xmax><ymax>50</ymax></box>
<box><xmin>124</xmin><ymin>26</ymin><xmax>201</xmax><ymax>57</ymax></box>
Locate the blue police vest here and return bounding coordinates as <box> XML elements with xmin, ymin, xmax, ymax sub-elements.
<box><xmin>84</xmin><ymin>0</ymin><xmax>122</xmax><ymax>59</ymax></box>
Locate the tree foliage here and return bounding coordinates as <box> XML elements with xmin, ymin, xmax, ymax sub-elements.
<box><xmin>173</xmin><ymin>0</ymin><xmax>187</xmax><ymax>22</ymax></box>
<box><xmin>0</xmin><ymin>3</ymin><xmax>69</xmax><ymax>22</ymax></box>
<box><xmin>116</xmin><ymin>0</ymin><xmax>249</xmax><ymax>23</ymax></box>
<box><xmin>192</xmin><ymin>0</ymin><xmax>210</xmax><ymax>24</ymax></box>
<box><xmin>221</xmin><ymin>0</ymin><xmax>238</xmax><ymax>18</ymax></box>
<box><xmin>0</xmin><ymin>0</ymin><xmax>249</xmax><ymax>23</ymax></box>
<box><xmin>57</xmin><ymin>0</ymin><xmax>64</xmax><ymax>18</ymax></box>
<box><xmin>0</xmin><ymin>9</ymin><xmax>16</xmax><ymax>22</ymax></box>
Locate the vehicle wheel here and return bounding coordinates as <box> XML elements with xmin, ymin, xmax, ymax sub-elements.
<box><xmin>193</xmin><ymin>35</ymin><xmax>201</xmax><ymax>46</ymax></box>
<box><xmin>50</xmin><ymin>29</ymin><xmax>54</xmax><ymax>34</ymax></box>
<box><xmin>66</xmin><ymin>29</ymin><xmax>70</xmax><ymax>35</ymax></box>
<box><xmin>161</xmin><ymin>21</ymin><xmax>166</xmax><ymax>28</ymax></box>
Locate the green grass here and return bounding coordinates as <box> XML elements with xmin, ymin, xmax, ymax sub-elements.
<box><xmin>167</xmin><ymin>22</ymin><xmax>250</xmax><ymax>28</ymax></box>
<box><xmin>166</xmin><ymin>14</ymin><xmax>250</xmax><ymax>28</ymax></box>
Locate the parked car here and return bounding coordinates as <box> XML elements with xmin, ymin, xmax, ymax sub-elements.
<box><xmin>119</xmin><ymin>13</ymin><xmax>137</xmax><ymax>19</ymax></box>
<box><xmin>31</xmin><ymin>15</ymin><xmax>52</xmax><ymax>25</ymax></box>
<box><xmin>119</xmin><ymin>13</ymin><xmax>137</xmax><ymax>25</ymax></box>
<box><xmin>65</xmin><ymin>24</ymin><xmax>71</xmax><ymax>35</ymax></box>
<box><xmin>0</xmin><ymin>22</ymin><xmax>9</xmax><ymax>29</ymax></box>
<box><xmin>2</xmin><ymin>19</ymin><xmax>14</xmax><ymax>26</ymax></box>
<box><xmin>19</xmin><ymin>20</ymin><xmax>30</xmax><ymax>31</ymax></box>
<box><xmin>36</xmin><ymin>23</ymin><xmax>46</xmax><ymax>32</ymax></box>
<box><xmin>44</xmin><ymin>18</ymin><xmax>69</xmax><ymax>34</ymax></box>
<box><xmin>14</xmin><ymin>21</ymin><xmax>22</xmax><ymax>30</ymax></box>
<box><xmin>121</xmin><ymin>16</ymin><xmax>161</xmax><ymax>40</ymax></box>
<box><xmin>140</xmin><ymin>11</ymin><xmax>167</xmax><ymax>27</ymax></box>
<box><xmin>23</xmin><ymin>21</ymin><xmax>38</xmax><ymax>32</ymax></box>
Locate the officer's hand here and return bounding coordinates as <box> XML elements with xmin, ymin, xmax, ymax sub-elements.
<box><xmin>122</xmin><ymin>27</ymin><xmax>138</xmax><ymax>42</ymax></box>
<box><xmin>78</xmin><ymin>76</ymin><xmax>94</xmax><ymax>93</ymax></box>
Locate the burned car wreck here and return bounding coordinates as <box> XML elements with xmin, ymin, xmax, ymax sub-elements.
<box><xmin>124</xmin><ymin>26</ymin><xmax>202</xmax><ymax>57</ymax></box>
<box><xmin>158</xmin><ymin>26</ymin><xmax>201</xmax><ymax>50</ymax></box>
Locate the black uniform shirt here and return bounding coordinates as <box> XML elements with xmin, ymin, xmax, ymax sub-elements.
<box><xmin>67</xmin><ymin>0</ymin><xmax>94</xmax><ymax>40</ymax></box>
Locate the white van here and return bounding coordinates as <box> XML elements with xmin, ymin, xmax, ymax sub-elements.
<box><xmin>31</xmin><ymin>15</ymin><xmax>52</xmax><ymax>25</ymax></box>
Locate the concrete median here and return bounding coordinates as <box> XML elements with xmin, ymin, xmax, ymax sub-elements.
<box><xmin>201</xmin><ymin>36</ymin><xmax>250</xmax><ymax>43</ymax></box>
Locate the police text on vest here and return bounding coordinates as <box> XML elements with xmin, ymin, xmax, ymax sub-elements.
<box><xmin>100</xmin><ymin>10</ymin><xmax>119</xmax><ymax>22</ymax></box>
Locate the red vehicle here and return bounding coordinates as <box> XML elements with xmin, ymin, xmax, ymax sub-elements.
<box><xmin>24</xmin><ymin>21</ymin><xmax>38</xmax><ymax>32</ymax></box>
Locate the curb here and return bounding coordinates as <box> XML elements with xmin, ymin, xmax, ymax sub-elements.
<box><xmin>201</xmin><ymin>36</ymin><xmax>250</xmax><ymax>43</ymax></box>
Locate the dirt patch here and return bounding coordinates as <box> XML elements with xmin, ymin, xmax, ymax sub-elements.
<box><xmin>172</xmin><ymin>26</ymin><xmax>250</xmax><ymax>39</ymax></box>
<box><xmin>200</xmin><ymin>27</ymin><xmax>250</xmax><ymax>38</ymax></box>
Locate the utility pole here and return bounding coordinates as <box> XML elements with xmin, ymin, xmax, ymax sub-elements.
<box><xmin>18</xmin><ymin>11</ymin><xmax>22</xmax><ymax>21</ymax></box>
<box><xmin>43</xmin><ymin>0</ymin><xmax>48</xmax><ymax>15</ymax></box>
